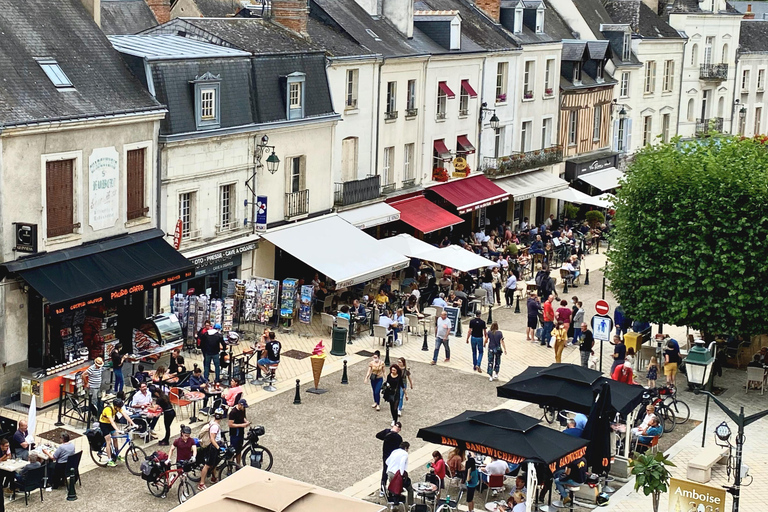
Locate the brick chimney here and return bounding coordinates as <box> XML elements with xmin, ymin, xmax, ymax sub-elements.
<box><xmin>476</xmin><ymin>0</ymin><xmax>501</xmax><ymax>22</ymax></box>
<box><xmin>80</xmin><ymin>0</ymin><xmax>101</xmax><ymax>26</ymax></box>
<box><xmin>145</xmin><ymin>0</ymin><xmax>171</xmax><ymax>24</ymax></box>
<box><xmin>272</xmin><ymin>0</ymin><xmax>308</xmax><ymax>36</ymax></box>
<box><xmin>744</xmin><ymin>3</ymin><xmax>755</xmax><ymax>18</ymax></box>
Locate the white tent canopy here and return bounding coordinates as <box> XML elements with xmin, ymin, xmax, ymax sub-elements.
<box><xmin>578</xmin><ymin>167</ymin><xmax>625</xmax><ymax>191</ymax></box>
<box><xmin>337</xmin><ymin>202</ymin><xmax>400</xmax><ymax>229</ymax></box>
<box><xmin>379</xmin><ymin>234</ymin><xmax>498</xmax><ymax>272</ymax></box>
<box><xmin>261</xmin><ymin>215</ymin><xmax>408</xmax><ymax>287</ymax></box>
<box><xmin>378</xmin><ymin>233</ymin><xmax>439</xmax><ymax>258</ymax></box>
<box><xmin>544</xmin><ymin>187</ymin><xmax>612</xmax><ymax>208</ymax></box>
<box><xmin>436</xmin><ymin>245</ymin><xmax>499</xmax><ymax>272</ymax></box>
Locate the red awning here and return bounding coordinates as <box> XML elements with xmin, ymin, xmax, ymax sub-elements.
<box><xmin>389</xmin><ymin>196</ymin><xmax>464</xmax><ymax>234</ymax></box>
<box><xmin>433</xmin><ymin>139</ymin><xmax>452</xmax><ymax>160</ymax></box>
<box><xmin>438</xmin><ymin>81</ymin><xmax>456</xmax><ymax>99</ymax></box>
<box><xmin>461</xmin><ymin>79</ymin><xmax>478</xmax><ymax>98</ymax></box>
<box><xmin>456</xmin><ymin>135</ymin><xmax>476</xmax><ymax>154</ymax></box>
<box><xmin>429</xmin><ymin>174</ymin><xmax>511</xmax><ymax>214</ymax></box>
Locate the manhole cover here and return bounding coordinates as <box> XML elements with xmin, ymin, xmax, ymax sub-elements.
<box><xmin>356</xmin><ymin>350</ymin><xmax>375</xmax><ymax>357</ymax></box>
<box><xmin>37</xmin><ymin>427</ymin><xmax>82</xmax><ymax>443</ymax></box>
<box><xmin>282</xmin><ymin>349</ymin><xmax>311</xmax><ymax>360</ymax></box>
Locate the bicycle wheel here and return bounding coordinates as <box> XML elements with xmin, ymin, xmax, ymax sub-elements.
<box><xmin>659</xmin><ymin>406</ymin><xmax>676</xmax><ymax>433</ymax></box>
<box><xmin>178</xmin><ymin>478</ymin><xmax>197</xmax><ymax>504</ymax></box>
<box><xmin>90</xmin><ymin>445</ymin><xmax>111</xmax><ymax>467</ymax></box>
<box><xmin>147</xmin><ymin>478</ymin><xmax>168</xmax><ymax>498</ymax></box>
<box><xmin>666</xmin><ymin>398</ymin><xmax>690</xmax><ymax>424</ymax></box>
<box><xmin>241</xmin><ymin>446</ymin><xmax>274</xmax><ymax>471</ymax></box>
<box><xmin>125</xmin><ymin>445</ymin><xmax>148</xmax><ymax>475</ymax></box>
<box><xmin>186</xmin><ymin>463</ymin><xmax>203</xmax><ymax>482</ymax></box>
<box><xmin>543</xmin><ymin>406</ymin><xmax>557</xmax><ymax>424</ymax></box>
<box><xmin>216</xmin><ymin>461</ymin><xmax>241</xmax><ymax>480</ymax></box>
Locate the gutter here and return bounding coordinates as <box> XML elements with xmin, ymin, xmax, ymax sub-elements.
<box><xmin>0</xmin><ymin>107</ymin><xmax>167</xmax><ymax>130</ymax></box>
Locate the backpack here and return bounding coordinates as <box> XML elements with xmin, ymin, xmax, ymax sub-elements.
<box><xmin>84</xmin><ymin>428</ymin><xmax>105</xmax><ymax>451</ymax></box>
<box><xmin>198</xmin><ymin>421</ymin><xmax>214</xmax><ymax>447</ymax></box>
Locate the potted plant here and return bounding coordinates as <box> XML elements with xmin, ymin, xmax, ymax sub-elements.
<box><xmin>432</xmin><ymin>167</ymin><xmax>449</xmax><ymax>182</ymax></box>
<box><xmin>585</xmin><ymin>210</ymin><xmax>605</xmax><ymax>228</ymax></box>
<box><xmin>524</xmin><ymin>90</ymin><xmax>533</xmax><ymax>99</ymax></box>
<box><xmin>545</xmin><ymin>87</ymin><xmax>554</xmax><ymax>95</ymax></box>
<box><xmin>496</xmin><ymin>93</ymin><xmax>507</xmax><ymax>103</ymax></box>
<box><xmin>629</xmin><ymin>452</ymin><xmax>675</xmax><ymax>512</ymax></box>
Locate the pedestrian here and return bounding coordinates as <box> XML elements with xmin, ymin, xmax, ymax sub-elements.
<box><xmin>228</xmin><ymin>399</ymin><xmax>250</xmax><ymax>466</ymax></box>
<box><xmin>491</xmin><ymin>266</ymin><xmax>502</xmax><ymax>305</ymax></box>
<box><xmin>504</xmin><ymin>270</ymin><xmax>518</xmax><ymax>308</ymax></box>
<box><xmin>376</xmin><ymin>422</ymin><xmax>402</xmax><ymax>496</ymax></box>
<box><xmin>465</xmin><ymin>455</ymin><xmax>480</xmax><ymax>512</ymax></box>
<box><xmin>610</xmin><ymin>335</ymin><xmax>626</xmax><ymax>375</ymax></box>
<box><xmin>396</xmin><ymin>358</ymin><xmax>414</xmax><ymax>417</ymax></box>
<box><xmin>431</xmin><ymin>311</ymin><xmax>452</xmax><ymax>365</ymax></box>
<box><xmin>555</xmin><ymin>300</ymin><xmax>572</xmax><ymax>333</ymax></box>
<box><xmin>541</xmin><ymin>294</ymin><xmax>555</xmax><ymax>347</ymax></box>
<box><xmin>197</xmin><ymin>407</ymin><xmax>225</xmax><ymax>490</ymax></box>
<box><xmin>382</xmin><ymin>365</ymin><xmax>405</xmax><ymax>426</ymax></box>
<box><xmin>553</xmin><ymin>322</ymin><xmax>568</xmax><ymax>363</ymax></box>
<box><xmin>664</xmin><ymin>341</ymin><xmax>681</xmax><ymax>387</ymax></box>
<box><xmin>578</xmin><ymin>323</ymin><xmax>594</xmax><ymax>368</ymax></box>
<box><xmin>200</xmin><ymin>322</ymin><xmax>225</xmax><ymax>382</ymax></box>
<box><xmin>572</xmin><ymin>301</ymin><xmax>585</xmax><ymax>344</ymax></box>
<box><xmin>526</xmin><ymin>292</ymin><xmax>541</xmax><ymax>342</ymax></box>
<box><xmin>153</xmin><ymin>389</ymin><xmax>176</xmax><ymax>446</ymax></box>
<box><xmin>646</xmin><ymin>356</ymin><xmax>658</xmax><ymax>388</ymax></box>
<box><xmin>467</xmin><ymin>310</ymin><xmax>487</xmax><ymax>373</ymax></box>
<box><xmin>485</xmin><ymin>322</ymin><xmax>507</xmax><ymax>381</ymax></box>
<box><xmin>386</xmin><ymin>441</ymin><xmax>414</xmax><ymax>506</ymax></box>
<box><xmin>365</xmin><ymin>351</ymin><xmax>386</xmax><ymax>412</ymax></box>
<box><xmin>568</xmin><ymin>296</ymin><xmax>579</xmax><ymax>339</ymax></box>
<box><xmin>110</xmin><ymin>344</ymin><xmax>127</xmax><ymax>393</ymax></box>
<box><xmin>85</xmin><ymin>357</ymin><xmax>105</xmax><ymax>417</ymax></box>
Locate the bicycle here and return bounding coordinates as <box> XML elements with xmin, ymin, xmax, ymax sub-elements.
<box><xmin>240</xmin><ymin>426</ymin><xmax>273</xmax><ymax>471</ymax></box>
<box><xmin>89</xmin><ymin>426</ymin><xmax>147</xmax><ymax>474</ymax></box>
<box><xmin>539</xmin><ymin>405</ymin><xmax>558</xmax><ymax>425</ymax></box>
<box><xmin>186</xmin><ymin>432</ymin><xmax>241</xmax><ymax>483</ymax></box>
<box><xmin>635</xmin><ymin>392</ymin><xmax>676</xmax><ymax>434</ymax></box>
<box><xmin>146</xmin><ymin>460</ymin><xmax>197</xmax><ymax>504</ymax></box>
<box><xmin>659</xmin><ymin>386</ymin><xmax>690</xmax><ymax>424</ymax></box>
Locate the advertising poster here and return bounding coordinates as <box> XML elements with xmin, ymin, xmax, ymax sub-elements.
<box><xmin>299</xmin><ymin>285</ymin><xmax>313</xmax><ymax>324</ymax></box>
<box><xmin>88</xmin><ymin>147</ymin><xmax>120</xmax><ymax>231</ymax></box>
<box><xmin>280</xmin><ymin>278</ymin><xmax>298</xmax><ymax>318</ymax></box>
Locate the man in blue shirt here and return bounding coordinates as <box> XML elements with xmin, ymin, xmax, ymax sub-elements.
<box><xmin>431</xmin><ymin>293</ymin><xmax>448</xmax><ymax>308</ymax></box>
<box><xmin>637</xmin><ymin>417</ymin><xmax>663</xmax><ymax>452</ymax></box>
<box><xmin>563</xmin><ymin>419</ymin><xmax>583</xmax><ymax>437</ymax></box>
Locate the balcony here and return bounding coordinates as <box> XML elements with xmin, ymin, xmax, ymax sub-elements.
<box><xmin>695</xmin><ymin>117</ymin><xmax>724</xmax><ymax>136</ymax></box>
<box><xmin>384</xmin><ymin>110</ymin><xmax>398</xmax><ymax>121</ymax></box>
<box><xmin>700</xmin><ymin>64</ymin><xmax>728</xmax><ymax>81</ymax></box>
<box><xmin>334</xmin><ymin>175</ymin><xmax>381</xmax><ymax>207</ymax></box>
<box><xmin>482</xmin><ymin>146</ymin><xmax>563</xmax><ymax>177</ymax></box>
<box><xmin>285</xmin><ymin>189</ymin><xmax>309</xmax><ymax>220</ymax></box>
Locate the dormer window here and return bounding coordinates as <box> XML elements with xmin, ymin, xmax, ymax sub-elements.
<box><xmin>596</xmin><ymin>61</ymin><xmax>604</xmax><ymax>83</ymax></box>
<box><xmin>286</xmin><ymin>71</ymin><xmax>306</xmax><ymax>120</ymax></box>
<box><xmin>622</xmin><ymin>33</ymin><xmax>631</xmax><ymax>61</ymax></box>
<box><xmin>573</xmin><ymin>62</ymin><xmax>582</xmax><ymax>84</ymax></box>
<box><xmin>191</xmin><ymin>72</ymin><xmax>221</xmax><ymax>130</ymax></box>
<box><xmin>514</xmin><ymin>7</ymin><xmax>523</xmax><ymax>34</ymax></box>
<box><xmin>450</xmin><ymin>17</ymin><xmax>461</xmax><ymax>50</ymax></box>
<box><xmin>36</xmin><ymin>58</ymin><xmax>74</xmax><ymax>90</ymax></box>
<box><xmin>535</xmin><ymin>7</ymin><xmax>544</xmax><ymax>34</ymax></box>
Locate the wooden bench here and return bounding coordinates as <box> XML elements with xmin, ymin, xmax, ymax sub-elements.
<box><xmin>687</xmin><ymin>446</ymin><xmax>729</xmax><ymax>483</ymax></box>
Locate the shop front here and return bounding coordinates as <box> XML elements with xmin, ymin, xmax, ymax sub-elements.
<box><xmin>0</xmin><ymin>229</ymin><xmax>195</xmax><ymax>408</ymax></box>
<box><xmin>564</xmin><ymin>151</ymin><xmax>623</xmax><ymax>194</ymax></box>
<box><xmin>494</xmin><ymin>170</ymin><xmax>570</xmax><ymax>229</ymax></box>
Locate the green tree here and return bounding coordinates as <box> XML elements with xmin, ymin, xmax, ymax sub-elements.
<box><xmin>606</xmin><ymin>136</ymin><xmax>768</xmax><ymax>336</ymax></box>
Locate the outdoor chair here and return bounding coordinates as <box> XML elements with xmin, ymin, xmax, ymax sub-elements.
<box><xmin>322</xmin><ymin>295</ymin><xmax>334</xmax><ymax>313</ymax></box>
<box><xmin>263</xmin><ymin>365</ymin><xmax>278</xmax><ymax>392</ymax></box>
<box><xmin>745</xmin><ymin>367</ymin><xmax>765</xmax><ymax>395</ymax></box>
<box><xmin>484</xmin><ymin>473</ymin><xmax>506</xmax><ymax>502</ymax></box>
<box><xmin>559</xmin><ymin>268</ymin><xmax>575</xmax><ymax>290</ymax></box>
<box><xmin>13</xmin><ymin>465</ymin><xmax>45</xmax><ymax>505</ymax></box>
<box><xmin>336</xmin><ymin>316</ymin><xmax>350</xmax><ymax>337</ymax></box>
<box><xmin>405</xmin><ymin>314</ymin><xmax>421</xmax><ymax>337</ymax></box>
<box><xmin>170</xmin><ymin>387</ymin><xmax>192</xmax><ymax>417</ymax></box>
<box><xmin>634</xmin><ymin>435</ymin><xmax>659</xmax><ymax>455</ymax></box>
<box><xmin>63</xmin><ymin>451</ymin><xmax>83</xmax><ymax>488</ymax></box>
<box><xmin>320</xmin><ymin>312</ymin><xmax>335</xmax><ymax>334</ymax></box>
<box><xmin>431</xmin><ymin>305</ymin><xmax>444</xmax><ymax>319</ymax></box>
<box><xmin>373</xmin><ymin>325</ymin><xmax>389</xmax><ymax>349</ymax></box>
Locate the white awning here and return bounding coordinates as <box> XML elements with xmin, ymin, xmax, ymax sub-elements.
<box><xmin>261</xmin><ymin>216</ymin><xmax>409</xmax><ymax>287</ymax></box>
<box><xmin>379</xmin><ymin>234</ymin><xmax>498</xmax><ymax>272</ymax></box>
<box><xmin>378</xmin><ymin>234</ymin><xmax>439</xmax><ymax>258</ymax></box>
<box><xmin>337</xmin><ymin>202</ymin><xmax>401</xmax><ymax>229</ymax></box>
<box><xmin>544</xmin><ymin>187</ymin><xmax>612</xmax><ymax>208</ymax></box>
<box><xmin>495</xmin><ymin>170</ymin><xmax>570</xmax><ymax>201</ymax></box>
<box><xmin>578</xmin><ymin>167</ymin><xmax>625</xmax><ymax>191</ymax></box>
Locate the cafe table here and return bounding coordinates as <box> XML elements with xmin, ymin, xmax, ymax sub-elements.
<box><xmin>185</xmin><ymin>390</ymin><xmax>205</xmax><ymax>423</ymax></box>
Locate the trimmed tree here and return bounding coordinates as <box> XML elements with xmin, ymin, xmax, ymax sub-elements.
<box><xmin>606</xmin><ymin>136</ymin><xmax>768</xmax><ymax>336</ymax></box>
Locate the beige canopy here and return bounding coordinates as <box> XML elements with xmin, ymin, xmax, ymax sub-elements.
<box><xmin>173</xmin><ymin>467</ymin><xmax>386</xmax><ymax>512</ymax></box>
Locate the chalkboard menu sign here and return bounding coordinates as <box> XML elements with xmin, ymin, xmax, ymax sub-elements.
<box><xmin>444</xmin><ymin>306</ymin><xmax>461</xmax><ymax>336</ymax></box>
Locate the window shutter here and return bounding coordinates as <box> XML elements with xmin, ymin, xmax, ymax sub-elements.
<box><xmin>46</xmin><ymin>159</ymin><xmax>75</xmax><ymax>237</ymax></box>
<box><xmin>126</xmin><ymin>148</ymin><xmax>147</xmax><ymax>220</ymax></box>
<box><xmin>299</xmin><ymin>156</ymin><xmax>307</xmax><ymax>190</ymax></box>
<box><xmin>612</xmin><ymin>119</ymin><xmax>620</xmax><ymax>151</ymax></box>
<box><xmin>625</xmin><ymin>119</ymin><xmax>632</xmax><ymax>152</ymax></box>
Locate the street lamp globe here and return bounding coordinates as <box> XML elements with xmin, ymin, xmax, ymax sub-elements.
<box><xmin>618</xmin><ymin>106</ymin><xmax>627</xmax><ymax>119</ymax></box>
<box><xmin>715</xmin><ymin>421</ymin><xmax>731</xmax><ymax>442</ymax></box>
<box><xmin>266</xmin><ymin>152</ymin><xmax>281</xmax><ymax>174</ymax></box>
<box><xmin>684</xmin><ymin>340</ymin><xmax>715</xmax><ymax>386</ymax></box>
<box><xmin>489</xmin><ymin>114</ymin><xmax>500</xmax><ymax>130</ymax></box>
<box><xmin>739</xmin><ymin>106</ymin><xmax>747</xmax><ymax>120</ymax></box>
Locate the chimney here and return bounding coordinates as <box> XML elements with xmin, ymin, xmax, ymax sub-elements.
<box><xmin>744</xmin><ymin>3</ymin><xmax>755</xmax><ymax>18</ymax></box>
<box><xmin>145</xmin><ymin>0</ymin><xmax>171</xmax><ymax>24</ymax></box>
<box><xmin>80</xmin><ymin>0</ymin><xmax>101</xmax><ymax>26</ymax></box>
<box><xmin>272</xmin><ymin>0</ymin><xmax>308</xmax><ymax>36</ymax></box>
<box><xmin>476</xmin><ymin>0</ymin><xmax>501</xmax><ymax>22</ymax></box>
<box><xmin>382</xmin><ymin>0</ymin><xmax>413</xmax><ymax>37</ymax></box>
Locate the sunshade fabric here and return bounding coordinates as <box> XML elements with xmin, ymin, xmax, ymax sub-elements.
<box><xmin>433</xmin><ymin>139</ymin><xmax>452</xmax><ymax>160</ymax></box>
<box><xmin>379</xmin><ymin>234</ymin><xmax>440</xmax><ymax>259</ymax></box>
<box><xmin>438</xmin><ymin>81</ymin><xmax>456</xmax><ymax>99</ymax></box>
<box><xmin>434</xmin><ymin>245</ymin><xmax>499</xmax><ymax>272</ymax></box>
<box><xmin>389</xmin><ymin>196</ymin><xmax>464</xmax><ymax>234</ymax></box>
<box><xmin>1</xmin><ymin>229</ymin><xmax>194</xmax><ymax>311</ymax></box>
<box><xmin>495</xmin><ymin>170</ymin><xmax>570</xmax><ymax>202</ymax></box>
<box><xmin>261</xmin><ymin>216</ymin><xmax>408</xmax><ymax>287</ymax></box>
<box><xmin>497</xmin><ymin>364</ymin><xmax>646</xmax><ymax>417</ymax></box>
<box><xmin>429</xmin><ymin>174</ymin><xmax>510</xmax><ymax>214</ymax></box>
<box><xmin>578</xmin><ymin>167</ymin><xmax>625</xmax><ymax>191</ymax></box>
<box><xmin>417</xmin><ymin>409</ymin><xmax>588</xmax><ymax>472</ymax></box>
<box><xmin>456</xmin><ymin>135</ymin><xmax>476</xmax><ymax>154</ymax></box>
<box><xmin>544</xmin><ymin>187</ymin><xmax>612</xmax><ymax>208</ymax></box>
<box><xmin>173</xmin><ymin>466</ymin><xmax>385</xmax><ymax>512</ymax></box>
<box><xmin>337</xmin><ymin>202</ymin><xmax>400</xmax><ymax>229</ymax></box>
<box><xmin>461</xmin><ymin>79</ymin><xmax>478</xmax><ymax>98</ymax></box>
<box><xmin>379</xmin><ymin>235</ymin><xmax>498</xmax><ymax>272</ymax></box>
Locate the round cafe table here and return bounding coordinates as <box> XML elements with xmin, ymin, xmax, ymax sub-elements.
<box><xmin>185</xmin><ymin>391</ymin><xmax>205</xmax><ymax>423</ymax></box>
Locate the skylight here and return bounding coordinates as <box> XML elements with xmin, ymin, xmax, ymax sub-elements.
<box><xmin>35</xmin><ymin>58</ymin><xmax>74</xmax><ymax>89</ymax></box>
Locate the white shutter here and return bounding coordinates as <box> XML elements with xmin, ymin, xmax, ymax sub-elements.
<box><xmin>625</xmin><ymin>118</ymin><xmax>632</xmax><ymax>152</ymax></box>
<box><xmin>612</xmin><ymin>119</ymin><xmax>619</xmax><ymax>151</ymax></box>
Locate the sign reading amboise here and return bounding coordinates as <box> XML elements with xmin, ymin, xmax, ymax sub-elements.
<box><xmin>668</xmin><ymin>478</ymin><xmax>727</xmax><ymax>512</ymax></box>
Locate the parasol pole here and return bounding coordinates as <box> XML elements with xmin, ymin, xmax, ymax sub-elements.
<box><xmin>525</xmin><ymin>461</ymin><xmax>537</xmax><ymax>512</ymax></box>
<box><xmin>624</xmin><ymin>410</ymin><xmax>634</xmax><ymax>458</ymax></box>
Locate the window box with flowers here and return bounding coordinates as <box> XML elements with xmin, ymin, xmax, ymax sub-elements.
<box><xmin>432</xmin><ymin>167</ymin><xmax>449</xmax><ymax>182</ymax></box>
<box><xmin>545</xmin><ymin>87</ymin><xmax>554</xmax><ymax>96</ymax></box>
<box><xmin>496</xmin><ymin>93</ymin><xmax>507</xmax><ymax>103</ymax></box>
<box><xmin>523</xmin><ymin>90</ymin><xmax>534</xmax><ymax>100</ymax></box>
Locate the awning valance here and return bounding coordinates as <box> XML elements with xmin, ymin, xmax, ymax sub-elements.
<box><xmin>456</xmin><ymin>135</ymin><xmax>476</xmax><ymax>154</ymax></box>
<box><xmin>430</xmin><ymin>174</ymin><xmax>510</xmax><ymax>214</ymax></box>
<box><xmin>495</xmin><ymin>170</ymin><xmax>570</xmax><ymax>202</ymax></box>
<box><xmin>337</xmin><ymin>202</ymin><xmax>401</xmax><ymax>229</ymax></box>
<box><xmin>388</xmin><ymin>196</ymin><xmax>464</xmax><ymax>234</ymax></box>
<box><xmin>544</xmin><ymin>187</ymin><xmax>612</xmax><ymax>208</ymax></box>
<box><xmin>578</xmin><ymin>167</ymin><xmax>625</xmax><ymax>191</ymax></box>
<box><xmin>0</xmin><ymin>229</ymin><xmax>195</xmax><ymax>314</ymax></box>
<box><xmin>461</xmin><ymin>79</ymin><xmax>478</xmax><ymax>98</ymax></box>
<box><xmin>434</xmin><ymin>139</ymin><xmax>452</xmax><ymax>160</ymax></box>
<box><xmin>438</xmin><ymin>81</ymin><xmax>455</xmax><ymax>99</ymax></box>
<box><xmin>261</xmin><ymin>216</ymin><xmax>408</xmax><ymax>287</ymax></box>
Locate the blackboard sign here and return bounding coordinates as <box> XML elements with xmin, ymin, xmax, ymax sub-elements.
<box><xmin>444</xmin><ymin>306</ymin><xmax>461</xmax><ymax>336</ymax></box>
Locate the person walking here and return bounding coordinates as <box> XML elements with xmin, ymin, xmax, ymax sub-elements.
<box><xmin>555</xmin><ymin>300</ymin><xmax>572</xmax><ymax>335</ymax></box>
<box><xmin>200</xmin><ymin>323</ymin><xmax>225</xmax><ymax>382</ymax></box>
<box><xmin>197</xmin><ymin>407</ymin><xmax>225</xmax><ymax>490</ymax></box>
<box><xmin>465</xmin><ymin>455</ymin><xmax>480</xmax><ymax>512</ymax></box>
<box><xmin>526</xmin><ymin>292</ymin><xmax>541</xmax><ymax>341</ymax></box>
<box><xmin>110</xmin><ymin>345</ymin><xmax>127</xmax><ymax>394</ymax></box>
<box><xmin>383</xmin><ymin>365</ymin><xmax>405</xmax><ymax>426</ymax></box>
<box><xmin>541</xmin><ymin>294</ymin><xmax>555</xmax><ymax>347</ymax></box>
<box><xmin>578</xmin><ymin>323</ymin><xmax>594</xmax><ymax>368</ymax></box>
<box><xmin>85</xmin><ymin>357</ymin><xmax>105</xmax><ymax>418</ymax></box>
<box><xmin>572</xmin><ymin>302</ymin><xmax>585</xmax><ymax>344</ymax></box>
<box><xmin>553</xmin><ymin>322</ymin><xmax>568</xmax><ymax>363</ymax></box>
<box><xmin>396</xmin><ymin>358</ymin><xmax>414</xmax><ymax>417</ymax></box>
<box><xmin>491</xmin><ymin>267</ymin><xmax>502</xmax><ymax>305</ymax></box>
<box><xmin>467</xmin><ymin>311</ymin><xmax>487</xmax><ymax>373</ymax></box>
<box><xmin>364</xmin><ymin>351</ymin><xmax>387</xmax><ymax>412</ymax></box>
<box><xmin>504</xmin><ymin>270</ymin><xmax>518</xmax><ymax>308</ymax></box>
<box><xmin>610</xmin><ymin>336</ymin><xmax>626</xmax><ymax>375</ymax></box>
<box><xmin>431</xmin><ymin>311</ymin><xmax>452</xmax><ymax>365</ymax></box>
<box><xmin>485</xmin><ymin>322</ymin><xmax>507</xmax><ymax>381</ymax></box>
<box><xmin>376</xmin><ymin>422</ymin><xmax>402</xmax><ymax>496</ymax></box>
<box><xmin>153</xmin><ymin>389</ymin><xmax>176</xmax><ymax>446</ymax></box>
<box><xmin>664</xmin><ymin>341</ymin><xmax>681</xmax><ymax>387</ymax></box>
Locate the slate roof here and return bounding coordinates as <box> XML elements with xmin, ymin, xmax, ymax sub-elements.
<box><xmin>110</xmin><ymin>34</ymin><xmax>252</xmax><ymax>59</ymax></box>
<box><xmin>101</xmin><ymin>0</ymin><xmax>158</xmax><ymax>35</ymax></box>
<box><xmin>415</xmin><ymin>0</ymin><xmax>518</xmax><ymax>50</ymax></box>
<box><xmin>561</xmin><ymin>40</ymin><xmax>586</xmax><ymax>61</ymax></box>
<box><xmin>739</xmin><ymin>19</ymin><xmax>768</xmax><ymax>53</ymax></box>
<box><xmin>180</xmin><ymin>0</ymin><xmax>244</xmax><ymax>17</ymax></box>
<box><xmin>603</xmin><ymin>1</ymin><xmax>682</xmax><ymax>38</ymax></box>
<box><xmin>667</xmin><ymin>0</ymin><xmax>741</xmax><ymax>13</ymax></box>
<box><xmin>0</xmin><ymin>0</ymin><xmax>162</xmax><ymax>128</ymax></box>
<box><xmin>731</xmin><ymin>1</ymin><xmax>768</xmax><ymax>17</ymax></box>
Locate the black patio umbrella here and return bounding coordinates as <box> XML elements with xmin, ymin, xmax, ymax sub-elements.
<box><xmin>581</xmin><ymin>382</ymin><xmax>613</xmax><ymax>475</ymax></box>
<box><xmin>496</xmin><ymin>363</ymin><xmax>645</xmax><ymax>417</ymax></box>
<box><xmin>416</xmin><ymin>409</ymin><xmax>588</xmax><ymax>473</ymax></box>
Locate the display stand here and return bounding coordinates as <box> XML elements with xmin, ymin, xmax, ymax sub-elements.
<box><xmin>279</xmin><ymin>278</ymin><xmax>298</xmax><ymax>334</ymax></box>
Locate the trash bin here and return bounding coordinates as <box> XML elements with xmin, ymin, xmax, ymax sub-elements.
<box><xmin>624</xmin><ymin>332</ymin><xmax>643</xmax><ymax>354</ymax></box>
<box><xmin>330</xmin><ymin>326</ymin><xmax>347</xmax><ymax>356</ymax></box>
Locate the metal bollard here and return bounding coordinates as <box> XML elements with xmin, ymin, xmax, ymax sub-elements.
<box><xmin>293</xmin><ymin>379</ymin><xmax>301</xmax><ymax>405</ymax></box>
<box><xmin>55</xmin><ymin>383</ymin><xmax>65</xmax><ymax>426</ymax></box>
<box><xmin>514</xmin><ymin>295</ymin><xmax>521</xmax><ymax>314</ymax></box>
<box><xmin>66</xmin><ymin>467</ymin><xmax>78</xmax><ymax>501</ymax></box>
<box><xmin>487</xmin><ymin>304</ymin><xmax>493</xmax><ymax>324</ymax></box>
<box><xmin>341</xmin><ymin>360</ymin><xmax>349</xmax><ymax>384</ymax></box>
<box><xmin>456</xmin><ymin>315</ymin><xmax>462</xmax><ymax>337</ymax></box>
<box><xmin>584</xmin><ymin>269</ymin><xmax>590</xmax><ymax>285</ymax></box>
<box><xmin>384</xmin><ymin>344</ymin><xmax>391</xmax><ymax>366</ymax></box>
<box><xmin>563</xmin><ymin>277</ymin><xmax>569</xmax><ymax>293</ymax></box>
<box><xmin>421</xmin><ymin>329</ymin><xmax>429</xmax><ymax>351</ymax></box>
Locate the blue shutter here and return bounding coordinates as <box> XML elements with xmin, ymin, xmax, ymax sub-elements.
<box><xmin>624</xmin><ymin>118</ymin><xmax>633</xmax><ymax>153</ymax></box>
<box><xmin>612</xmin><ymin>119</ymin><xmax>619</xmax><ymax>151</ymax></box>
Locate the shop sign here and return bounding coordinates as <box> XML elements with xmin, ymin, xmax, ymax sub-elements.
<box><xmin>88</xmin><ymin>147</ymin><xmax>120</xmax><ymax>231</ymax></box>
<box><xmin>452</xmin><ymin>156</ymin><xmax>469</xmax><ymax>178</ymax></box>
<box><xmin>173</xmin><ymin>219</ymin><xmax>183</xmax><ymax>249</ymax></box>
<box><xmin>255</xmin><ymin>195</ymin><xmax>268</xmax><ymax>232</ymax></box>
<box><xmin>195</xmin><ymin>254</ymin><xmax>242</xmax><ymax>277</ymax></box>
<box><xmin>565</xmin><ymin>152</ymin><xmax>617</xmax><ymax>181</ymax></box>
<box><xmin>190</xmin><ymin>242</ymin><xmax>257</xmax><ymax>270</ymax></box>
<box><xmin>668</xmin><ymin>478</ymin><xmax>726</xmax><ymax>512</ymax></box>
<box><xmin>14</xmin><ymin>223</ymin><xmax>38</xmax><ymax>253</ymax></box>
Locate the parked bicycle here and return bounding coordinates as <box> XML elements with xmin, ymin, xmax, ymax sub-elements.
<box><xmin>186</xmin><ymin>430</ymin><xmax>241</xmax><ymax>482</ymax></box>
<box><xmin>659</xmin><ymin>386</ymin><xmax>690</xmax><ymax>424</ymax></box>
<box><xmin>240</xmin><ymin>426</ymin><xmax>273</xmax><ymax>471</ymax></box>
<box><xmin>143</xmin><ymin>457</ymin><xmax>197</xmax><ymax>504</ymax></box>
<box><xmin>635</xmin><ymin>391</ymin><xmax>676</xmax><ymax>434</ymax></box>
<box><xmin>87</xmin><ymin>425</ymin><xmax>147</xmax><ymax>474</ymax></box>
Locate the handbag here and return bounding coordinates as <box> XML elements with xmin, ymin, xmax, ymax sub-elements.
<box><xmin>382</xmin><ymin>383</ymin><xmax>395</xmax><ymax>403</ymax></box>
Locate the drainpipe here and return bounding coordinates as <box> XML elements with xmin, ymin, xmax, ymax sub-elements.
<box><xmin>374</xmin><ymin>58</ymin><xmax>383</xmax><ymax>179</ymax></box>
<box><xmin>477</xmin><ymin>55</ymin><xmax>487</xmax><ymax>170</ymax></box>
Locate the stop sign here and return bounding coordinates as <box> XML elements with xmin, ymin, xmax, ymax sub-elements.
<box><xmin>595</xmin><ymin>300</ymin><xmax>610</xmax><ymax>315</ymax></box>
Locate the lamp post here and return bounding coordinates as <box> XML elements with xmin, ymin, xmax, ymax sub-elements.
<box><xmin>739</xmin><ymin>106</ymin><xmax>747</xmax><ymax>135</ymax></box>
<box><xmin>477</xmin><ymin>103</ymin><xmax>500</xmax><ymax>166</ymax></box>
<box><xmin>246</xmin><ymin>134</ymin><xmax>280</xmax><ymax>233</ymax></box>
<box><xmin>685</xmin><ymin>343</ymin><xmax>768</xmax><ymax>512</ymax></box>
